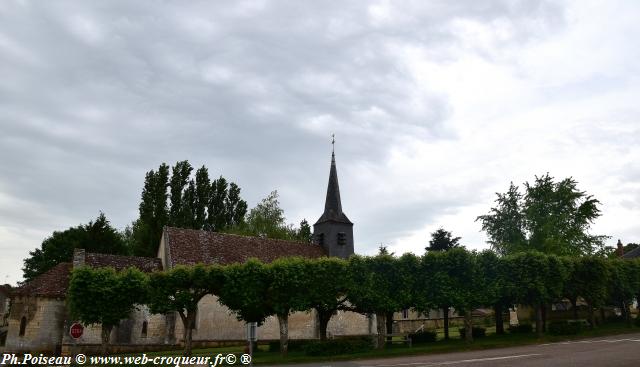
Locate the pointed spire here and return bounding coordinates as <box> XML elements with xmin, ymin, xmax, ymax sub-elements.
<box><xmin>316</xmin><ymin>135</ymin><xmax>352</xmax><ymax>225</ymax></box>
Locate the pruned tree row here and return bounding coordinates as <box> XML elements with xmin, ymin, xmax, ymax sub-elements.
<box><xmin>67</xmin><ymin>250</ymin><xmax>640</xmax><ymax>356</ymax></box>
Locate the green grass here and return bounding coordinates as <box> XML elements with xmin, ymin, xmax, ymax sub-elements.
<box><xmin>118</xmin><ymin>322</ymin><xmax>639</xmax><ymax>366</ymax></box>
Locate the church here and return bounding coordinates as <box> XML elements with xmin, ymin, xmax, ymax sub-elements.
<box><xmin>3</xmin><ymin>149</ymin><xmax>373</xmax><ymax>355</ymax></box>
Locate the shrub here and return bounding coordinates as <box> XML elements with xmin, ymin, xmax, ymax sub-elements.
<box><xmin>634</xmin><ymin>316</ymin><xmax>640</xmax><ymax>327</ymax></box>
<box><xmin>548</xmin><ymin>320</ymin><xmax>584</xmax><ymax>335</ymax></box>
<box><xmin>304</xmin><ymin>337</ymin><xmax>374</xmax><ymax>356</ymax></box>
<box><xmin>606</xmin><ymin>314</ymin><xmax>625</xmax><ymax>322</ymax></box>
<box><xmin>408</xmin><ymin>330</ymin><xmax>437</xmax><ymax>343</ymax></box>
<box><xmin>458</xmin><ymin>327</ymin><xmax>486</xmax><ymax>338</ymax></box>
<box><xmin>508</xmin><ymin>323</ymin><xmax>533</xmax><ymax>334</ymax></box>
<box><xmin>268</xmin><ymin>339</ymin><xmax>312</xmax><ymax>352</ymax></box>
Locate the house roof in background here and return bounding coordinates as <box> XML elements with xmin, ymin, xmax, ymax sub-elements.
<box><xmin>622</xmin><ymin>246</ymin><xmax>640</xmax><ymax>259</ymax></box>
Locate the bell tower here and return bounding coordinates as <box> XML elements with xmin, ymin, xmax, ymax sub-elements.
<box><xmin>314</xmin><ymin>135</ymin><xmax>354</xmax><ymax>258</ymax></box>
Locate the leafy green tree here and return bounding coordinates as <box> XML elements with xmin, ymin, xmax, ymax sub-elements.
<box><xmin>132</xmin><ymin>163</ymin><xmax>169</xmax><ymax>256</ymax></box>
<box><xmin>442</xmin><ymin>249</ymin><xmax>487</xmax><ymax>342</ymax></box>
<box><xmin>347</xmin><ymin>254</ymin><xmax>416</xmax><ymax>348</ymax></box>
<box><xmin>417</xmin><ymin>249</ymin><xmax>486</xmax><ymax>342</ymax></box>
<box><xmin>147</xmin><ymin>265</ymin><xmax>220</xmax><ymax>356</ymax></box>
<box><xmin>208</xmin><ymin>176</ymin><xmax>228</xmax><ymax>231</ymax></box>
<box><xmin>217</xmin><ymin>259</ymin><xmax>274</xmax><ymax>326</ymax></box>
<box><xmin>267</xmin><ymin>258</ymin><xmax>312</xmax><ymax>356</ymax></box>
<box><xmin>297</xmin><ymin>219</ymin><xmax>313</xmax><ymax>243</ymax></box>
<box><xmin>416</xmin><ymin>251</ymin><xmax>450</xmax><ymax>339</ymax></box>
<box><xmin>564</xmin><ymin>256</ymin><xmax>610</xmax><ymax>327</ymax></box>
<box><xmin>169</xmin><ymin>161</ymin><xmax>194</xmax><ymax>227</ymax></box>
<box><xmin>234</xmin><ymin>191</ymin><xmax>297</xmax><ymax>240</ymax></box>
<box><xmin>478</xmin><ymin>175</ymin><xmax>607</xmax><ymax>256</ymax></box>
<box><xmin>477</xmin><ymin>251</ymin><xmax>514</xmax><ymax>335</ymax></box>
<box><xmin>67</xmin><ymin>267</ymin><xmax>147</xmax><ymax>355</ymax></box>
<box><xmin>506</xmin><ymin>252</ymin><xmax>568</xmax><ymax>336</ymax></box>
<box><xmin>305</xmin><ymin>257</ymin><xmax>350</xmax><ymax>340</ymax></box>
<box><xmin>391</xmin><ymin>253</ymin><xmax>420</xmax><ymax>337</ymax></box>
<box><xmin>476</xmin><ymin>183</ymin><xmax>526</xmax><ymax>255</ymax></box>
<box><xmin>179</xmin><ymin>180</ymin><xmax>197</xmax><ymax>229</ymax></box>
<box><xmin>421</xmin><ymin>229</ymin><xmax>462</xmax><ymax>339</ymax></box>
<box><xmin>607</xmin><ymin>259</ymin><xmax>640</xmax><ymax>326</ymax></box>
<box><xmin>23</xmin><ymin>213</ymin><xmax>129</xmax><ymax>281</ymax></box>
<box><xmin>426</xmin><ymin>228</ymin><xmax>462</xmax><ymax>252</ymax></box>
<box><xmin>194</xmin><ymin>166</ymin><xmax>211</xmax><ymax>229</ymax></box>
<box><xmin>226</xmin><ymin>182</ymin><xmax>248</xmax><ymax>228</ymax></box>
<box><xmin>132</xmin><ymin>161</ymin><xmax>247</xmax><ymax>255</ymax></box>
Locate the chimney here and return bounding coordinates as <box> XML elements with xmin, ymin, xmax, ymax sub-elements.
<box><xmin>616</xmin><ymin>239</ymin><xmax>624</xmax><ymax>257</ymax></box>
<box><xmin>73</xmin><ymin>248</ymin><xmax>86</xmax><ymax>268</ymax></box>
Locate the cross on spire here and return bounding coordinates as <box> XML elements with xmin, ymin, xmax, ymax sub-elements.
<box><xmin>331</xmin><ymin>133</ymin><xmax>335</xmax><ymax>155</ymax></box>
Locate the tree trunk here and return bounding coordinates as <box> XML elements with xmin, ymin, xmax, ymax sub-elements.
<box><xmin>443</xmin><ymin>307</ymin><xmax>450</xmax><ymax>340</ymax></box>
<box><xmin>180</xmin><ymin>312</ymin><xmax>195</xmax><ymax>356</ymax></box>
<box><xmin>385</xmin><ymin>311</ymin><xmax>394</xmax><ymax>342</ymax></box>
<box><xmin>464</xmin><ymin>311</ymin><xmax>473</xmax><ymax>342</ymax></box>
<box><xmin>100</xmin><ymin>324</ymin><xmax>112</xmax><ymax>355</ymax></box>
<box><xmin>277</xmin><ymin>314</ymin><xmax>289</xmax><ymax>357</ymax></box>
<box><xmin>375</xmin><ymin>312</ymin><xmax>386</xmax><ymax>349</ymax></box>
<box><xmin>571</xmin><ymin>297</ymin><xmax>578</xmax><ymax>320</ymax></box>
<box><xmin>317</xmin><ymin>310</ymin><xmax>331</xmax><ymax>341</ymax></box>
<box><xmin>588</xmin><ymin>304</ymin><xmax>596</xmax><ymax>328</ymax></box>
<box><xmin>535</xmin><ymin>304</ymin><xmax>543</xmax><ymax>337</ymax></box>
<box><xmin>541</xmin><ymin>304</ymin><xmax>547</xmax><ymax>332</ymax></box>
<box><xmin>494</xmin><ymin>303</ymin><xmax>504</xmax><ymax>335</ymax></box>
<box><xmin>623</xmin><ymin>302</ymin><xmax>632</xmax><ymax>327</ymax></box>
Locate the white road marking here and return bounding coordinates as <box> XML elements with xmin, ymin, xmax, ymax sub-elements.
<box><xmin>539</xmin><ymin>338</ymin><xmax>640</xmax><ymax>346</ymax></box>
<box><xmin>365</xmin><ymin>354</ymin><xmax>541</xmax><ymax>367</ymax></box>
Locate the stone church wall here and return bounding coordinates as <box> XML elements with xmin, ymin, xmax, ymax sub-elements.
<box><xmin>4</xmin><ymin>296</ymin><xmax>65</xmax><ymax>354</ymax></box>
<box><xmin>326</xmin><ymin>310</ymin><xmax>371</xmax><ymax>337</ymax></box>
<box><xmin>174</xmin><ymin>295</ymin><xmax>370</xmax><ymax>342</ymax></box>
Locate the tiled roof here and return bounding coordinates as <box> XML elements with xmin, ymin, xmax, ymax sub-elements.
<box><xmin>622</xmin><ymin>246</ymin><xmax>640</xmax><ymax>259</ymax></box>
<box><xmin>85</xmin><ymin>252</ymin><xmax>163</xmax><ymax>273</ymax></box>
<box><xmin>164</xmin><ymin>227</ymin><xmax>326</xmax><ymax>267</ymax></box>
<box><xmin>13</xmin><ymin>263</ymin><xmax>72</xmax><ymax>298</ymax></box>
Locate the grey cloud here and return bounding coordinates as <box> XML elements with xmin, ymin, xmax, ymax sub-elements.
<box><xmin>0</xmin><ymin>0</ymin><xmax>584</xmax><ymax>284</ymax></box>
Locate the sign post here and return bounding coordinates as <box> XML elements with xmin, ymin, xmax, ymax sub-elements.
<box><xmin>69</xmin><ymin>323</ymin><xmax>84</xmax><ymax>339</ymax></box>
<box><xmin>246</xmin><ymin>322</ymin><xmax>257</xmax><ymax>366</ymax></box>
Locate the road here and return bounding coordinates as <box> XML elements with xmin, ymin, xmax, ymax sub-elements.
<box><xmin>262</xmin><ymin>333</ymin><xmax>640</xmax><ymax>367</ymax></box>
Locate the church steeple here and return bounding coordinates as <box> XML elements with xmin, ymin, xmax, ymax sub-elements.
<box><xmin>314</xmin><ymin>135</ymin><xmax>354</xmax><ymax>258</ymax></box>
<box><xmin>316</xmin><ymin>135</ymin><xmax>352</xmax><ymax>224</ymax></box>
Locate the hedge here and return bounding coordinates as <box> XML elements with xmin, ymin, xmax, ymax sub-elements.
<box><xmin>303</xmin><ymin>337</ymin><xmax>374</xmax><ymax>356</ymax></box>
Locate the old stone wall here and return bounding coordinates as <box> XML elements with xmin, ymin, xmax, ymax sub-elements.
<box><xmin>174</xmin><ymin>295</ymin><xmax>371</xmax><ymax>342</ymax></box>
<box><xmin>61</xmin><ymin>305</ymin><xmax>166</xmax><ymax>347</ymax></box>
<box><xmin>4</xmin><ymin>297</ymin><xmax>66</xmax><ymax>354</ymax></box>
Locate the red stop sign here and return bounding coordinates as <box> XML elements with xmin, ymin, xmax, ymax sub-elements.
<box><xmin>70</xmin><ymin>323</ymin><xmax>84</xmax><ymax>339</ymax></box>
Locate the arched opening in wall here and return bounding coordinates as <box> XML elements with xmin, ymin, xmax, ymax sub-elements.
<box><xmin>19</xmin><ymin>317</ymin><xmax>27</xmax><ymax>337</ymax></box>
<box><xmin>141</xmin><ymin>321</ymin><xmax>148</xmax><ymax>338</ymax></box>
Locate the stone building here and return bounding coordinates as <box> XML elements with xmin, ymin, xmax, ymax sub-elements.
<box><xmin>1</xmin><ymin>284</ymin><xmax>12</xmax><ymax>346</ymax></box>
<box><xmin>4</xmin><ymin>149</ymin><xmax>370</xmax><ymax>354</ymax></box>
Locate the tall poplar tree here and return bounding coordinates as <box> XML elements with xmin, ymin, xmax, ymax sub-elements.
<box><xmin>169</xmin><ymin>161</ymin><xmax>193</xmax><ymax>227</ymax></box>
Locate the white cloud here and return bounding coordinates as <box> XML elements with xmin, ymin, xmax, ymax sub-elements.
<box><xmin>1</xmin><ymin>0</ymin><xmax>639</xmax><ymax>285</ymax></box>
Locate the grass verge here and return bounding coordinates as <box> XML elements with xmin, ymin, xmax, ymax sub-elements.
<box><xmin>119</xmin><ymin>322</ymin><xmax>639</xmax><ymax>366</ymax></box>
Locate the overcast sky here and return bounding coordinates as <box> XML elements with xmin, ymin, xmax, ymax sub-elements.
<box><xmin>1</xmin><ymin>0</ymin><xmax>639</xmax><ymax>285</ymax></box>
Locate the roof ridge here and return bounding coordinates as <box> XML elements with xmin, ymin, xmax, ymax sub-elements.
<box><xmin>165</xmin><ymin>226</ymin><xmax>317</xmax><ymax>247</ymax></box>
<box><xmin>85</xmin><ymin>251</ymin><xmax>159</xmax><ymax>261</ymax></box>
